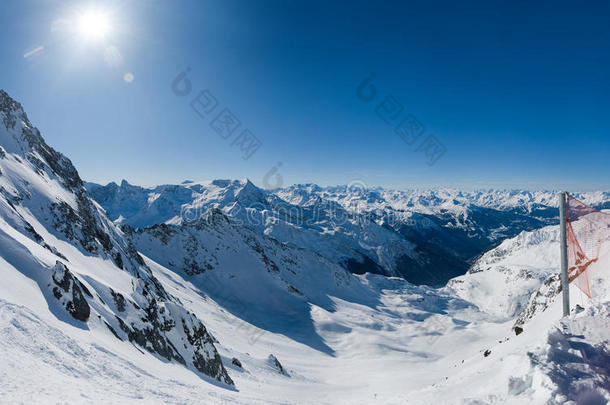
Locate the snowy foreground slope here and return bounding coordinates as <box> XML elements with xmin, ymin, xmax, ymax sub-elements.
<box><xmin>2</xmin><ymin>227</ymin><xmax>609</xmax><ymax>404</ymax></box>
<box><xmin>1</xmin><ymin>90</ymin><xmax>609</xmax><ymax>404</ymax></box>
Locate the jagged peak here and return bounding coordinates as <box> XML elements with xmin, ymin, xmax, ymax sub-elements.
<box><xmin>0</xmin><ymin>90</ymin><xmax>83</xmax><ymax>191</ymax></box>
<box><xmin>240</xmin><ymin>177</ymin><xmax>258</xmax><ymax>191</ymax></box>
<box><xmin>235</xmin><ymin>178</ymin><xmax>267</xmax><ymax>204</ymax></box>
<box><xmin>0</xmin><ymin>89</ymin><xmax>30</xmax><ymax>124</ymax></box>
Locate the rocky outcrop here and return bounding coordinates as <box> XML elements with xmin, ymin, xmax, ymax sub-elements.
<box><xmin>50</xmin><ymin>261</ymin><xmax>91</xmax><ymax>322</ymax></box>
<box><xmin>268</xmin><ymin>354</ymin><xmax>289</xmax><ymax>376</ymax></box>
<box><xmin>514</xmin><ymin>274</ymin><xmax>561</xmax><ymax>328</ymax></box>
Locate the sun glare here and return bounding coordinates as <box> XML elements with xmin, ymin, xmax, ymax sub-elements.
<box><xmin>77</xmin><ymin>10</ymin><xmax>110</xmax><ymax>40</ymax></box>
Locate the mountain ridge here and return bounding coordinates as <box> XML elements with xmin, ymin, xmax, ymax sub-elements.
<box><xmin>0</xmin><ymin>89</ymin><xmax>234</xmax><ymax>385</ymax></box>
<box><xmin>87</xmin><ymin>179</ymin><xmax>610</xmax><ymax>286</ymax></box>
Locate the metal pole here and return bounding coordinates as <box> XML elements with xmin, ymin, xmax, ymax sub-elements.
<box><xmin>558</xmin><ymin>192</ymin><xmax>570</xmax><ymax>317</ymax></box>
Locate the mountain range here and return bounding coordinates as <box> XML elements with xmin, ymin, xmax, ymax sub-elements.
<box><xmin>87</xmin><ymin>179</ymin><xmax>609</xmax><ymax>285</ymax></box>
<box><xmin>1</xmin><ymin>89</ymin><xmax>609</xmax><ymax>404</ymax></box>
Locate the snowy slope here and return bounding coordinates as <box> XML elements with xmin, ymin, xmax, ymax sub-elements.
<box><xmin>413</xmin><ymin>245</ymin><xmax>610</xmax><ymax>404</ymax></box>
<box><xmin>446</xmin><ymin>225</ymin><xmax>560</xmax><ymax>321</ymax></box>
<box><xmin>5</xmin><ymin>225</ymin><xmax>608</xmax><ymax>404</ymax></box>
<box><xmin>126</xmin><ymin>208</ymin><xmax>399</xmax><ymax>354</ymax></box>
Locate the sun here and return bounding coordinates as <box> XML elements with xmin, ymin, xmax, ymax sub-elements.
<box><xmin>77</xmin><ymin>10</ymin><xmax>110</xmax><ymax>40</ymax></box>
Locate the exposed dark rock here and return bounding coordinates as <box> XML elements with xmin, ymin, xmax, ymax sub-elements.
<box><xmin>183</xmin><ymin>318</ymin><xmax>234</xmax><ymax>385</ymax></box>
<box><xmin>113</xmin><ymin>252</ymin><xmax>124</xmax><ymax>270</ymax></box>
<box><xmin>104</xmin><ymin>321</ymin><xmax>122</xmax><ymax>340</ymax></box>
<box><xmin>231</xmin><ymin>358</ymin><xmax>243</xmax><ymax>368</ymax></box>
<box><xmin>287</xmin><ymin>285</ymin><xmax>304</xmax><ymax>296</ymax></box>
<box><xmin>514</xmin><ymin>274</ymin><xmax>561</xmax><ymax>328</ymax></box>
<box><xmin>50</xmin><ymin>261</ymin><xmax>90</xmax><ymax>322</ymax></box>
<box><xmin>514</xmin><ymin>326</ymin><xmax>524</xmax><ymax>336</ymax></box>
<box><xmin>247</xmin><ymin>235</ymin><xmax>280</xmax><ymax>273</ymax></box>
<box><xmin>484</xmin><ymin>349</ymin><xmax>491</xmax><ymax>357</ymax></box>
<box><xmin>144</xmin><ymin>223</ymin><xmax>177</xmax><ymax>245</ymax></box>
<box><xmin>26</xmin><ymin>152</ymin><xmax>45</xmax><ymax>175</ymax></box>
<box><xmin>49</xmin><ymin>193</ymin><xmax>113</xmax><ymax>256</ymax></box>
<box><xmin>107</xmin><ymin>296</ymin><xmax>235</xmax><ymax>387</ymax></box>
<box><xmin>113</xmin><ymin>301</ymin><xmax>187</xmax><ymax>368</ymax></box>
<box><xmin>23</xmin><ymin>221</ymin><xmax>43</xmax><ymax>242</ymax></box>
<box><xmin>268</xmin><ymin>354</ymin><xmax>289</xmax><ymax>376</ymax></box>
<box><xmin>78</xmin><ymin>280</ymin><xmax>93</xmax><ymax>298</ymax></box>
<box><xmin>110</xmin><ymin>289</ymin><xmax>127</xmax><ymax>312</ymax></box>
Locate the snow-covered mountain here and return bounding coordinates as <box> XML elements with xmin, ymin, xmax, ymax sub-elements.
<box><xmin>125</xmin><ymin>208</ymin><xmax>386</xmax><ymax>353</ymax></box>
<box><xmin>0</xmin><ymin>90</ymin><xmax>233</xmax><ymax>385</ymax></box>
<box><xmin>87</xmin><ymin>180</ymin><xmax>610</xmax><ymax>286</ymax></box>
<box><xmin>2</xmin><ymin>89</ymin><xmax>609</xmax><ymax>403</ymax></box>
<box><xmin>446</xmin><ymin>224</ymin><xmax>560</xmax><ymax>321</ymax></box>
<box><xmin>88</xmin><ymin>179</ymin><xmax>415</xmax><ymax>282</ymax></box>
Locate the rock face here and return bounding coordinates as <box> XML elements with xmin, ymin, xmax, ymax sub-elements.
<box><xmin>0</xmin><ymin>90</ymin><xmax>233</xmax><ymax>386</ymax></box>
<box><xmin>268</xmin><ymin>354</ymin><xmax>288</xmax><ymax>376</ymax></box>
<box><xmin>50</xmin><ymin>261</ymin><xmax>91</xmax><ymax>322</ymax></box>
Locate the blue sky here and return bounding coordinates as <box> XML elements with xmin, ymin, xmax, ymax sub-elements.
<box><xmin>1</xmin><ymin>0</ymin><xmax>609</xmax><ymax>190</ymax></box>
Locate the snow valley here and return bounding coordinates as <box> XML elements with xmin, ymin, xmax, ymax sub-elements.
<box><xmin>1</xmin><ymin>89</ymin><xmax>610</xmax><ymax>404</ymax></box>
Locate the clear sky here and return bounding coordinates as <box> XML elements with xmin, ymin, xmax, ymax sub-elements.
<box><xmin>1</xmin><ymin>0</ymin><xmax>609</xmax><ymax>190</ymax></box>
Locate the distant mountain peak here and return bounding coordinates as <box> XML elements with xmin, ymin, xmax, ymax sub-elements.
<box><xmin>235</xmin><ymin>178</ymin><xmax>267</xmax><ymax>204</ymax></box>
